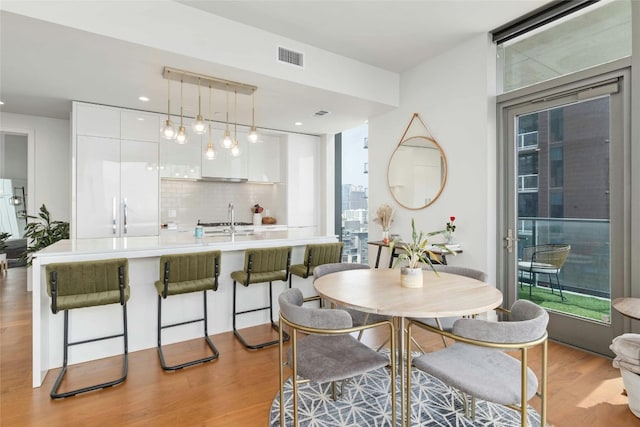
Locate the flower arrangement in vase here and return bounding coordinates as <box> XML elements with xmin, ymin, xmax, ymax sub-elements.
<box><xmin>389</xmin><ymin>218</ymin><xmax>450</xmax><ymax>288</ymax></box>
<box><xmin>373</xmin><ymin>204</ymin><xmax>394</xmax><ymax>243</ymax></box>
<box><xmin>445</xmin><ymin>216</ymin><xmax>456</xmax><ymax>244</ymax></box>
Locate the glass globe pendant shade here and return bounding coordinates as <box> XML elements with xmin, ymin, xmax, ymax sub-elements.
<box><xmin>175</xmin><ymin>125</ymin><xmax>188</xmax><ymax>144</ymax></box>
<box><xmin>161</xmin><ymin>118</ymin><xmax>176</xmax><ymax>140</ymax></box>
<box><xmin>230</xmin><ymin>142</ymin><xmax>240</xmax><ymax>157</ymax></box>
<box><xmin>222</xmin><ymin>130</ymin><xmax>233</xmax><ymax>149</ymax></box>
<box><xmin>248</xmin><ymin>127</ymin><xmax>258</xmax><ymax>143</ymax></box>
<box><xmin>205</xmin><ymin>142</ymin><xmax>216</xmax><ymax>160</ymax></box>
<box><xmin>192</xmin><ymin>115</ymin><xmax>207</xmax><ymax>134</ymax></box>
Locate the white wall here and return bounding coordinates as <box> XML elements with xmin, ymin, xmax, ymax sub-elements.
<box><xmin>369</xmin><ymin>34</ymin><xmax>497</xmax><ymax>282</ymax></box>
<box><xmin>0</xmin><ymin>112</ymin><xmax>71</xmax><ymax>222</ymax></box>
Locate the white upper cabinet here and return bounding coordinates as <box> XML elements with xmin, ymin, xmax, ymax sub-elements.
<box><xmin>201</xmin><ymin>129</ymin><xmax>248</xmax><ymax>180</ymax></box>
<box><xmin>121</xmin><ymin>110</ymin><xmax>160</xmax><ymax>142</ymax></box>
<box><xmin>75</xmin><ymin>103</ymin><xmax>120</xmax><ymax>138</ymax></box>
<box><xmin>159</xmin><ymin>117</ymin><xmax>203</xmax><ymax>180</ymax></box>
<box><xmin>247</xmin><ymin>133</ymin><xmax>281</xmax><ymax>183</ymax></box>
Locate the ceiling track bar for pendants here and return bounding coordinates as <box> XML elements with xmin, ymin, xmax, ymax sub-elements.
<box><xmin>162</xmin><ymin>67</ymin><xmax>257</xmax><ymax>95</ymax></box>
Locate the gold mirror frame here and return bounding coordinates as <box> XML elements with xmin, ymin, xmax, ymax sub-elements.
<box><xmin>387</xmin><ymin>114</ymin><xmax>447</xmax><ymax>210</ymax></box>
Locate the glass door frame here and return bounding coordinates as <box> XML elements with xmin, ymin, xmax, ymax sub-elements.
<box><xmin>496</xmin><ymin>62</ymin><xmax>631</xmax><ymax>356</ymax></box>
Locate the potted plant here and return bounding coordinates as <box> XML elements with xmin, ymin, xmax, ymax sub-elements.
<box><xmin>389</xmin><ymin>218</ymin><xmax>450</xmax><ymax>288</ymax></box>
<box><xmin>20</xmin><ymin>204</ymin><xmax>69</xmax><ymax>266</ymax></box>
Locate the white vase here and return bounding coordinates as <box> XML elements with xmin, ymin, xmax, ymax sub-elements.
<box><xmin>401</xmin><ymin>267</ymin><xmax>423</xmax><ymax>288</ymax></box>
<box><xmin>253</xmin><ymin>213</ymin><xmax>262</xmax><ymax>227</ymax></box>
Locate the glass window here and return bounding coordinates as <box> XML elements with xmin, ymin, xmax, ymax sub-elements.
<box><xmin>550</xmin><ymin>146</ymin><xmax>564</xmax><ymax>187</ymax></box>
<box><xmin>498</xmin><ymin>0</ymin><xmax>631</xmax><ymax>93</ymax></box>
<box><xmin>549</xmin><ymin>108</ymin><xmax>564</xmax><ymax>142</ymax></box>
<box><xmin>518</xmin><ymin>152</ymin><xmax>538</xmax><ymax>175</ymax></box>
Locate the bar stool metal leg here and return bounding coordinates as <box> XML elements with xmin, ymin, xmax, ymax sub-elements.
<box><xmin>50</xmin><ymin>305</ymin><xmax>129</xmax><ymax>399</ymax></box>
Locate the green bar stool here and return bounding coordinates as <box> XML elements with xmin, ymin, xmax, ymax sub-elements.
<box><xmin>46</xmin><ymin>258</ymin><xmax>130</xmax><ymax>399</ymax></box>
<box><xmin>288</xmin><ymin>242</ymin><xmax>344</xmax><ymax>289</ymax></box>
<box><xmin>155</xmin><ymin>251</ymin><xmax>221</xmax><ymax>370</ymax></box>
<box><xmin>231</xmin><ymin>246</ymin><xmax>292</xmax><ymax>350</ymax></box>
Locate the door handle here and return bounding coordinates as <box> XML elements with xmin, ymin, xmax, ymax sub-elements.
<box><xmin>112</xmin><ymin>197</ymin><xmax>117</xmax><ymax>235</ymax></box>
<box><xmin>504</xmin><ymin>229</ymin><xmax>516</xmax><ymax>253</ymax></box>
<box><xmin>123</xmin><ymin>197</ymin><xmax>128</xmax><ymax>234</ymax></box>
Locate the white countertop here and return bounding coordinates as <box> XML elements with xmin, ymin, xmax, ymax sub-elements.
<box><xmin>35</xmin><ymin>227</ymin><xmax>336</xmax><ymax>261</ymax></box>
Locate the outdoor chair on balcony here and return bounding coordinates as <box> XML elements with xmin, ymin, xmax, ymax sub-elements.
<box><xmin>518</xmin><ymin>244</ymin><xmax>571</xmax><ymax>301</ymax></box>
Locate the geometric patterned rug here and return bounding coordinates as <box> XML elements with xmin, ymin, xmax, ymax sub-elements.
<box><xmin>269</xmin><ymin>364</ymin><xmax>544</xmax><ymax>426</ymax></box>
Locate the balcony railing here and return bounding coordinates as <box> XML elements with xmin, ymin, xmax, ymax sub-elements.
<box><xmin>517</xmin><ymin>131</ymin><xmax>539</xmax><ymax>150</ymax></box>
<box><xmin>518</xmin><ymin>217</ymin><xmax>610</xmax><ymax>298</ymax></box>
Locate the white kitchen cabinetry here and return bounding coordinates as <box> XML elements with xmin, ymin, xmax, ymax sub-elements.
<box><xmin>75</xmin><ymin>103</ymin><xmax>121</xmax><ymax>138</ymax></box>
<box><xmin>121</xmin><ymin>110</ymin><xmax>160</xmax><ymax>142</ymax></box>
<box><xmin>201</xmin><ymin>130</ymin><xmax>248</xmax><ymax>180</ymax></box>
<box><xmin>76</xmin><ymin>136</ymin><xmax>159</xmax><ymax>238</ymax></box>
<box><xmin>159</xmin><ymin>117</ymin><xmax>203</xmax><ymax>180</ymax></box>
<box><xmin>73</xmin><ymin>102</ymin><xmax>159</xmax><ymax>238</ymax></box>
<box><xmin>286</xmin><ymin>134</ymin><xmax>320</xmax><ymax>227</ymax></box>
<box><xmin>247</xmin><ymin>134</ymin><xmax>281</xmax><ymax>183</ymax></box>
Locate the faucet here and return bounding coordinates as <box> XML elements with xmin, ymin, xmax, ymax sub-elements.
<box><xmin>227</xmin><ymin>203</ymin><xmax>236</xmax><ymax>234</ymax></box>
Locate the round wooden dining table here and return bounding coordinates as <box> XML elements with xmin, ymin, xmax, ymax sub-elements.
<box><xmin>313</xmin><ymin>267</ymin><xmax>503</xmax><ymax>425</ymax></box>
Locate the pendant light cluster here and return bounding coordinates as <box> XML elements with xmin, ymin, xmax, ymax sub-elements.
<box><xmin>160</xmin><ymin>67</ymin><xmax>258</xmax><ymax>159</ymax></box>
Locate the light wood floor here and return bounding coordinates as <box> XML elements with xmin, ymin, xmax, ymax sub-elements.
<box><xmin>1</xmin><ymin>266</ymin><xmax>639</xmax><ymax>426</ymax></box>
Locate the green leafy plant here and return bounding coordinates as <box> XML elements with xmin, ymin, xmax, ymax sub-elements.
<box><xmin>20</xmin><ymin>204</ymin><xmax>69</xmax><ymax>266</ymax></box>
<box><xmin>389</xmin><ymin>218</ymin><xmax>452</xmax><ymax>272</ymax></box>
<box><xmin>0</xmin><ymin>231</ymin><xmax>11</xmax><ymax>252</ymax></box>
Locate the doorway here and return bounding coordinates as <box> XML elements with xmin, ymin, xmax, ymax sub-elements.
<box><xmin>498</xmin><ymin>68</ymin><xmax>630</xmax><ymax>356</ymax></box>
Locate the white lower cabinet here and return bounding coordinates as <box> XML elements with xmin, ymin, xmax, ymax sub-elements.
<box><xmin>76</xmin><ymin>136</ymin><xmax>158</xmax><ymax>238</ymax></box>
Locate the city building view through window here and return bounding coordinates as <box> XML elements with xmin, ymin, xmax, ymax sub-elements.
<box><xmin>340</xmin><ymin>124</ymin><xmax>369</xmax><ymax>264</ymax></box>
<box><xmin>516</xmin><ymin>96</ymin><xmax>612</xmax><ymax>323</ymax></box>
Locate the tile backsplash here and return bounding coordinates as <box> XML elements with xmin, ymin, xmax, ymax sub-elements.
<box><xmin>161</xmin><ymin>179</ymin><xmax>285</xmax><ymax>229</ymax></box>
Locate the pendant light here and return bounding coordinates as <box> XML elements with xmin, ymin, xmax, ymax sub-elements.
<box><xmin>192</xmin><ymin>78</ymin><xmax>207</xmax><ymax>134</ymax></box>
<box><xmin>160</xmin><ymin>78</ymin><xmax>176</xmax><ymax>140</ymax></box>
<box><xmin>175</xmin><ymin>78</ymin><xmax>188</xmax><ymax>144</ymax></box>
<box><xmin>230</xmin><ymin>90</ymin><xmax>241</xmax><ymax>157</ymax></box>
<box><xmin>221</xmin><ymin>86</ymin><xmax>233</xmax><ymax>149</ymax></box>
<box><xmin>248</xmin><ymin>89</ymin><xmax>258</xmax><ymax>143</ymax></box>
<box><xmin>205</xmin><ymin>85</ymin><xmax>217</xmax><ymax>160</ymax></box>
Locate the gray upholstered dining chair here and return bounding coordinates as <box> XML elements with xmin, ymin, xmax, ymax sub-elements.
<box><xmin>277</xmin><ymin>288</ymin><xmax>396</xmax><ymax>427</ymax></box>
<box><xmin>406</xmin><ymin>299</ymin><xmax>549</xmax><ymax>427</ymax></box>
<box><xmin>313</xmin><ymin>263</ymin><xmax>391</xmax><ymax>342</ymax></box>
<box><xmin>414</xmin><ymin>265</ymin><xmax>488</xmax><ymax>348</ymax></box>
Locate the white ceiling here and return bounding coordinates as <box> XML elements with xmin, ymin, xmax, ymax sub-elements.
<box><xmin>0</xmin><ymin>1</ymin><xmax>549</xmax><ymax>135</ymax></box>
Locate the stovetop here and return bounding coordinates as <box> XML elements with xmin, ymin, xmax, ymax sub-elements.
<box><xmin>197</xmin><ymin>220</ymin><xmax>253</xmax><ymax>227</ymax></box>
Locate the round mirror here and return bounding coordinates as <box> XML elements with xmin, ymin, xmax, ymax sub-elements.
<box><xmin>387</xmin><ymin>136</ymin><xmax>447</xmax><ymax>210</ymax></box>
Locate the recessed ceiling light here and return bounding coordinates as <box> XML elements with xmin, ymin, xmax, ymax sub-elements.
<box><xmin>364</xmin><ymin>119</ymin><xmax>369</xmax><ymax>124</ymax></box>
<box><xmin>295</xmin><ymin>122</ymin><xmax>302</xmax><ymax>126</ymax></box>
<box><xmin>0</xmin><ymin>101</ymin><xmax>4</xmax><ymax>105</ymax></box>
<box><xmin>138</xmin><ymin>96</ymin><xmax>149</xmax><ymax>102</ymax></box>
<box><xmin>137</xmin><ymin>117</ymin><xmax>145</xmax><ymax>121</ymax></box>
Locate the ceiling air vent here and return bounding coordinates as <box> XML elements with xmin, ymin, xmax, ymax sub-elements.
<box><xmin>314</xmin><ymin>110</ymin><xmax>330</xmax><ymax>117</ymax></box>
<box><xmin>278</xmin><ymin>46</ymin><xmax>304</xmax><ymax>67</ymax></box>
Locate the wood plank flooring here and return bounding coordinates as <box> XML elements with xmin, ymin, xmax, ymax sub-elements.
<box><xmin>1</xmin><ymin>266</ymin><xmax>639</xmax><ymax>426</ymax></box>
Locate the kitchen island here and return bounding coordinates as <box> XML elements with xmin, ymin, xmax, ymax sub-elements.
<box><xmin>31</xmin><ymin>228</ymin><xmax>337</xmax><ymax>387</ymax></box>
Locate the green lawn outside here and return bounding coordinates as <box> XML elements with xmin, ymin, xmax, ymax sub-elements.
<box><xmin>518</xmin><ymin>284</ymin><xmax>610</xmax><ymax>322</ymax></box>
